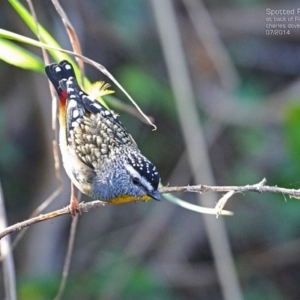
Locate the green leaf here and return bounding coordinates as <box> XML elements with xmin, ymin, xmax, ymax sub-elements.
<box><xmin>0</xmin><ymin>38</ymin><xmax>43</xmax><ymax>71</ymax></box>
<box><xmin>0</xmin><ymin>29</ymin><xmax>91</xmax><ymax>89</ymax></box>
<box><xmin>9</xmin><ymin>0</ymin><xmax>68</xmax><ymax>63</ymax></box>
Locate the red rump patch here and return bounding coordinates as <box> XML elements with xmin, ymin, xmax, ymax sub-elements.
<box><xmin>59</xmin><ymin>90</ymin><xmax>67</xmax><ymax>105</ymax></box>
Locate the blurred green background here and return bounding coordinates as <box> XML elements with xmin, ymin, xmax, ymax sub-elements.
<box><xmin>1</xmin><ymin>0</ymin><xmax>300</xmax><ymax>299</ymax></box>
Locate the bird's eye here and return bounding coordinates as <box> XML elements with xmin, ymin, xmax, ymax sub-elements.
<box><xmin>132</xmin><ymin>177</ymin><xmax>140</xmax><ymax>185</ymax></box>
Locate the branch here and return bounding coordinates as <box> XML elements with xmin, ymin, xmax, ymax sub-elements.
<box><xmin>161</xmin><ymin>178</ymin><xmax>300</xmax><ymax>198</ymax></box>
<box><xmin>0</xmin><ymin>200</ymin><xmax>106</xmax><ymax>240</ymax></box>
<box><xmin>1</xmin><ymin>178</ymin><xmax>299</xmax><ymax>240</ymax></box>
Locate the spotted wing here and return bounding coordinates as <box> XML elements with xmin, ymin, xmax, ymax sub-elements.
<box><xmin>64</xmin><ymin>78</ymin><xmax>138</xmax><ymax>171</ymax></box>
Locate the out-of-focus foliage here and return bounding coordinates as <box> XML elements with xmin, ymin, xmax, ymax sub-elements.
<box><xmin>18</xmin><ymin>264</ymin><xmax>181</xmax><ymax>300</ymax></box>
<box><xmin>8</xmin><ymin>0</ymin><xmax>78</xmax><ymax>67</ymax></box>
<box><xmin>284</xmin><ymin>103</ymin><xmax>300</xmax><ymax>165</ymax></box>
<box><xmin>0</xmin><ymin>38</ymin><xmax>44</xmax><ymax>71</ymax></box>
<box><xmin>116</xmin><ymin>65</ymin><xmax>175</xmax><ymax>118</ymax></box>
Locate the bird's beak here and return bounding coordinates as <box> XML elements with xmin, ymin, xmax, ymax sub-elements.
<box><xmin>148</xmin><ymin>189</ymin><xmax>161</xmax><ymax>201</ymax></box>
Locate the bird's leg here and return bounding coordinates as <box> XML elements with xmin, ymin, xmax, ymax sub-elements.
<box><xmin>69</xmin><ymin>183</ymin><xmax>80</xmax><ymax>216</ymax></box>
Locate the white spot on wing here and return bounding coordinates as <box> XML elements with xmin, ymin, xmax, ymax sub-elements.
<box><xmin>72</xmin><ymin>121</ymin><xmax>79</xmax><ymax>128</ymax></box>
<box><xmin>69</xmin><ymin>100</ymin><xmax>77</xmax><ymax>108</ymax></box>
<box><xmin>93</xmin><ymin>103</ymin><xmax>101</xmax><ymax>110</ymax></box>
<box><xmin>73</xmin><ymin>110</ymin><xmax>79</xmax><ymax>118</ymax></box>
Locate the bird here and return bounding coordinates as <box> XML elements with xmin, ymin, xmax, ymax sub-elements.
<box><xmin>45</xmin><ymin>60</ymin><xmax>161</xmax><ymax>215</ymax></box>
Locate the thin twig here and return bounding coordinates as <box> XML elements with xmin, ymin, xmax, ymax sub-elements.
<box><xmin>1</xmin><ymin>179</ymin><xmax>300</xmax><ymax>240</ymax></box>
<box><xmin>50</xmin><ymin>2</ymin><xmax>86</xmax><ymax>298</ymax></box>
<box><xmin>51</xmin><ymin>0</ymin><xmax>85</xmax><ymax>86</ymax></box>
<box><xmin>53</xmin><ymin>214</ymin><xmax>79</xmax><ymax>300</ymax></box>
<box><xmin>9</xmin><ymin>185</ymin><xmax>63</xmax><ymax>253</ymax></box>
<box><xmin>215</xmin><ymin>191</ymin><xmax>236</xmax><ymax>218</ymax></box>
<box><xmin>107</xmin><ymin>96</ymin><xmax>155</xmax><ymax>125</ymax></box>
<box><xmin>8</xmin><ymin>0</ymin><xmax>64</xmax><ymax>253</ymax></box>
<box><xmin>160</xmin><ymin>178</ymin><xmax>300</xmax><ymax>197</ymax></box>
<box><xmin>0</xmin><ymin>200</ymin><xmax>106</xmax><ymax>240</ymax></box>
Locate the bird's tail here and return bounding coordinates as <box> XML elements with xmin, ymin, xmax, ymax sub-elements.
<box><xmin>45</xmin><ymin>60</ymin><xmax>77</xmax><ymax>97</ymax></box>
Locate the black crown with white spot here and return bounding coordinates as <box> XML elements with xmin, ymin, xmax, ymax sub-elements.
<box><xmin>127</xmin><ymin>152</ymin><xmax>160</xmax><ymax>190</ymax></box>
